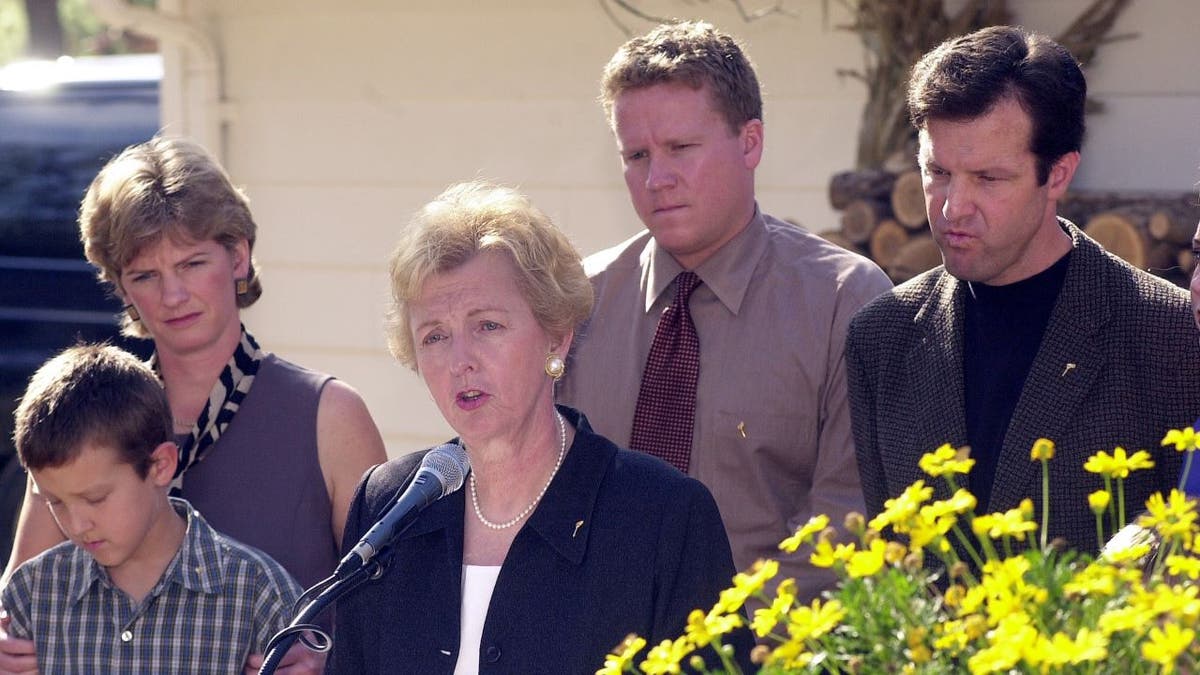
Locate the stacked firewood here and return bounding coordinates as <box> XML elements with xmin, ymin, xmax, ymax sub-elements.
<box><xmin>819</xmin><ymin>169</ymin><xmax>1200</xmax><ymax>287</ymax></box>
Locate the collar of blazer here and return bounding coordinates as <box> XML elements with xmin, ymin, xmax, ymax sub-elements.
<box><xmin>904</xmin><ymin>220</ymin><xmax>1108</xmax><ymax>511</ymax></box>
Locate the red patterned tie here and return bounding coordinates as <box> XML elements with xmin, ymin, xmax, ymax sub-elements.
<box><xmin>630</xmin><ymin>271</ymin><xmax>702</xmax><ymax>473</ymax></box>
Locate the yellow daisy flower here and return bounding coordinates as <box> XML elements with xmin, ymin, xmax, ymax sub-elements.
<box><xmin>785</xmin><ymin>598</ymin><xmax>844</xmax><ymax>642</ymax></box>
<box><xmin>596</xmin><ymin>635</ymin><xmax>646</xmax><ymax>675</ymax></box>
<box><xmin>1141</xmin><ymin>622</ymin><xmax>1195</xmax><ymax>671</ymax></box>
<box><xmin>869</xmin><ymin>480</ymin><xmax>934</xmax><ymax>532</ymax></box>
<box><xmin>972</xmin><ymin>501</ymin><xmax>1037</xmax><ymax>541</ymax></box>
<box><xmin>1084</xmin><ymin>447</ymin><xmax>1155</xmax><ymax>479</ymax></box>
<box><xmin>1162</xmin><ymin>426</ymin><xmax>1200</xmax><ymax>452</ymax></box>
<box><xmin>639</xmin><ymin>636</ymin><xmax>692</xmax><ymax>675</ymax></box>
<box><xmin>919</xmin><ymin>443</ymin><xmax>976</xmax><ymax>477</ymax></box>
<box><xmin>846</xmin><ymin>538</ymin><xmax>888</xmax><ymax>578</ymax></box>
<box><xmin>1139</xmin><ymin>489</ymin><xmax>1198</xmax><ymax>540</ymax></box>
<box><xmin>778</xmin><ymin>514</ymin><xmax>830</xmax><ymax>553</ymax></box>
<box><xmin>809</xmin><ymin>540</ymin><xmax>855</xmax><ymax>569</ymax></box>
<box><xmin>1029</xmin><ymin>438</ymin><xmax>1055</xmax><ymax>461</ymax></box>
<box><xmin>1030</xmin><ymin>628</ymin><xmax>1108</xmax><ymax>666</ymax></box>
<box><xmin>684</xmin><ymin>607</ymin><xmax>742</xmax><ymax>648</ymax></box>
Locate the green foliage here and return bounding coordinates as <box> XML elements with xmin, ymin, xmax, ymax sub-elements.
<box><xmin>0</xmin><ymin>0</ymin><xmax>157</xmax><ymax>66</ymax></box>
<box><xmin>0</xmin><ymin>0</ymin><xmax>28</xmax><ymax>64</ymax></box>
<box><xmin>602</xmin><ymin>433</ymin><xmax>1200</xmax><ymax>674</ymax></box>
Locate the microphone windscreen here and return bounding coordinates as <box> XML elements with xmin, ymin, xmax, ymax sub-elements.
<box><xmin>422</xmin><ymin>443</ymin><xmax>470</xmax><ymax>496</ymax></box>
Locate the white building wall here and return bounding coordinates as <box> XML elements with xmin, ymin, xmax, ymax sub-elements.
<box><xmin>159</xmin><ymin>0</ymin><xmax>1200</xmax><ymax>455</ymax></box>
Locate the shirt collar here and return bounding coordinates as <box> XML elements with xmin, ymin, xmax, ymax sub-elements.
<box><xmin>69</xmin><ymin>497</ymin><xmax>226</xmax><ymax>605</ymax></box>
<box><xmin>522</xmin><ymin>406</ymin><xmax>615</xmax><ymax>566</ymax></box>
<box><xmin>641</xmin><ymin>205</ymin><xmax>768</xmax><ymax>316</ymax></box>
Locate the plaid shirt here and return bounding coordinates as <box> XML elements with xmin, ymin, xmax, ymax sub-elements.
<box><xmin>2</xmin><ymin>498</ymin><xmax>301</xmax><ymax>674</ymax></box>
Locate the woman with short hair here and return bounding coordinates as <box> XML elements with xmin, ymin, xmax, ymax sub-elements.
<box><xmin>1</xmin><ymin>136</ymin><xmax>387</xmax><ymax>674</ymax></box>
<box><xmin>327</xmin><ymin>181</ymin><xmax>750</xmax><ymax>673</ymax></box>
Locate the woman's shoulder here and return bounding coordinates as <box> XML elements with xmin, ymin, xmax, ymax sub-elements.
<box><xmin>601</xmin><ymin>445</ymin><xmax>717</xmax><ymax>511</ymax></box>
<box><xmin>608</xmin><ymin>447</ymin><xmax>693</xmax><ymax>485</ymax></box>
<box><xmin>587</xmin><ymin>444</ymin><xmax>729</xmax><ymax>556</ymax></box>
<box><xmin>569</xmin><ymin>409</ymin><xmax>709</xmax><ymax>500</ymax></box>
<box><xmin>358</xmin><ymin>451</ymin><xmax>426</xmax><ymax>502</ymax></box>
<box><xmin>258</xmin><ymin>353</ymin><xmax>332</xmax><ymax>386</ymax></box>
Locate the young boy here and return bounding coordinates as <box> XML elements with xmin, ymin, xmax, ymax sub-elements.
<box><xmin>2</xmin><ymin>344</ymin><xmax>301</xmax><ymax>673</ymax></box>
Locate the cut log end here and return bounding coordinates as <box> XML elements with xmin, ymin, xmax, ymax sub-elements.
<box><xmin>1084</xmin><ymin>211</ymin><xmax>1148</xmax><ymax>269</ymax></box>
<box><xmin>869</xmin><ymin>219</ymin><xmax>909</xmax><ymax>269</ymax></box>
<box><xmin>1177</xmin><ymin>249</ymin><xmax>1195</xmax><ymax>276</ymax></box>
<box><xmin>888</xmin><ymin>235</ymin><xmax>942</xmax><ymax>283</ymax></box>
<box><xmin>839</xmin><ymin>198</ymin><xmax>888</xmax><ymax>245</ymax></box>
<box><xmin>829</xmin><ymin>169</ymin><xmax>897</xmax><ymax>210</ymax></box>
<box><xmin>1147</xmin><ymin>210</ymin><xmax>1195</xmax><ymax>245</ymax></box>
<box><xmin>890</xmin><ymin>169</ymin><xmax>928</xmax><ymax>229</ymax></box>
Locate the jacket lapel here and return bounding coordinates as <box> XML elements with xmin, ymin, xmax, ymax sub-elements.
<box><xmin>905</xmin><ymin>270</ymin><xmax>970</xmax><ymax>499</ymax></box>
<box><xmin>987</xmin><ymin>225</ymin><xmax>1108</xmax><ymax>512</ymax></box>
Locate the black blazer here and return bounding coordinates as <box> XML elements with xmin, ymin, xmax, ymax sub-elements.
<box><xmin>846</xmin><ymin>221</ymin><xmax>1200</xmax><ymax>553</ymax></box>
<box><xmin>327</xmin><ymin>407</ymin><xmax>752</xmax><ymax>674</ymax></box>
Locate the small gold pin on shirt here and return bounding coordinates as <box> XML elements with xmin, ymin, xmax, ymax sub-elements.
<box><xmin>1061</xmin><ymin>363</ymin><xmax>1077</xmax><ymax>377</ymax></box>
<box><xmin>573</xmin><ymin>520</ymin><xmax>584</xmax><ymax>538</ymax></box>
<box><xmin>737</xmin><ymin>421</ymin><xmax>747</xmax><ymax>438</ymax></box>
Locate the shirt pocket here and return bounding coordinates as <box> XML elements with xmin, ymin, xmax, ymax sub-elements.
<box><xmin>708</xmin><ymin>410</ymin><xmax>818</xmax><ymax>493</ymax></box>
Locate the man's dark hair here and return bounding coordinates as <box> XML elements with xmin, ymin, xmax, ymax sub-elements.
<box><xmin>907</xmin><ymin>25</ymin><xmax>1086</xmax><ymax>184</ymax></box>
<box><xmin>13</xmin><ymin>344</ymin><xmax>171</xmax><ymax>478</ymax></box>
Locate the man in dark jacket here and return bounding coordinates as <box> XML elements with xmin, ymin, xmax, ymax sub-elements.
<box><xmin>847</xmin><ymin>25</ymin><xmax>1200</xmax><ymax>554</ymax></box>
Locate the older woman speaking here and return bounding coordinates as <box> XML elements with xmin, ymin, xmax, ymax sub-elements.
<box><xmin>328</xmin><ymin>182</ymin><xmax>748</xmax><ymax>673</ymax></box>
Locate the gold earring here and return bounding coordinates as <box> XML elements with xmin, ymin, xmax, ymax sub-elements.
<box><xmin>124</xmin><ymin>305</ymin><xmax>141</xmax><ymax>322</ymax></box>
<box><xmin>545</xmin><ymin>353</ymin><xmax>565</xmax><ymax>380</ymax></box>
<box><xmin>235</xmin><ymin>278</ymin><xmax>249</xmax><ymax>296</ymax></box>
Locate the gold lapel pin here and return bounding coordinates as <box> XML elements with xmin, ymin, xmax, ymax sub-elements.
<box><xmin>1061</xmin><ymin>363</ymin><xmax>1077</xmax><ymax>377</ymax></box>
<box><xmin>573</xmin><ymin>520</ymin><xmax>584</xmax><ymax>538</ymax></box>
<box><xmin>737</xmin><ymin>421</ymin><xmax>747</xmax><ymax>438</ymax></box>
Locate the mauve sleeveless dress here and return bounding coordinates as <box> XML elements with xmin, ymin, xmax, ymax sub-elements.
<box><xmin>180</xmin><ymin>354</ymin><xmax>338</xmax><ymax>592</ymax></box>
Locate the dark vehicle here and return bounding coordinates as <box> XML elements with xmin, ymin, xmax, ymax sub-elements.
<box><xmin>0</xmin><ymin>54</ymin><xmax>160</xmax><ymax>563</ymax></box>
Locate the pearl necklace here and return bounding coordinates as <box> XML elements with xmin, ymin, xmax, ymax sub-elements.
<box><xmin>469</xmin><ymin>411</ymin><xmax>566</xmax><ymax>530</ymax></box>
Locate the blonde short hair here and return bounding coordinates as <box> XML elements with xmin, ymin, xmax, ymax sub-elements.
<box><xmin>386</xmin><ymin>181</ymin><xmax>593</xmax><ymax>370</ymax></box>
<box><xmin>78</xmin><ymin>136</ymin><xmax>261</xmax><ymax>338</ymax></box>
<box><xmin>600</xmin><ymin>20</ymin><xmax>762</xmax><ymax>134</ymax></box>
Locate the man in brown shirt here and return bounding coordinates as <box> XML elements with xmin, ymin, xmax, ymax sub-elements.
<box><xmin>558</xmin><ymin>20</ymin><xmax>891</xmax><ymax>600</ymax></box>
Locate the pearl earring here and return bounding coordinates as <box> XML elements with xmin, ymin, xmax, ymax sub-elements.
<box><xmin>545</xmin><ymin>353</ymin><xmax>565</xmax><ymax>380</ymax></box>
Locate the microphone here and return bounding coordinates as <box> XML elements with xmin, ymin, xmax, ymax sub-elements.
<box><xmin>335</xmin><ymin>443</ymin><xmax>470</xmax><ymax>575</ymax></box>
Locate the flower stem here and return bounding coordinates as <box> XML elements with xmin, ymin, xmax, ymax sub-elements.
<box><xmin>950</xmin><ymin>524</ymin><xmax>986</xmax><ymax>571</ymax></box>
<box><xmin>1104</xmin><ymin>476</ymin><xmax>1115</xmax><ymax>539</ymax></box>
<box><xmin>1116</xmin><ymin>477</ymin><xmax>1127</xmax><ymax>529</ymax></box>
<box><xmin>1178</xmin><ymin>449</ymin><xmax>1195</xmax><ymax>493</ymax></box>
<box><xmin>1040</xmin><ymin>457</ymin><xmax>1050</xmax><ymax>551</ymax></box>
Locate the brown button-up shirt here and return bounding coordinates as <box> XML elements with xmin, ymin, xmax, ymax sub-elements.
<box><xmin>559</xmin><ymin>209</ymin><xmax>892</xmax><ymax>599</ymax></box>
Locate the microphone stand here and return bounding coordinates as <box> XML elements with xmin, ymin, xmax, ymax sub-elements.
<box><xmin>256</xmin><ymin>554</ymin><xmax>387</xmax><ymax>675</ymax></box>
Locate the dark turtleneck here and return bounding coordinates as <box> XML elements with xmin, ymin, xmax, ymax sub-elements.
<box><xmin>963</xmin><ymin>251</ymin><xmax>1071</xmax><ymax>510</ymax></box>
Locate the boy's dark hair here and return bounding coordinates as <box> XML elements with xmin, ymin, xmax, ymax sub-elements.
<box><xmin>13</xmin><ymin>344</ymin><xmax>171</xmax><ymax>478</ymax></box>
<box><xmin>907</xmin><ymin>25</ymin><xmax>1086</xmax><ymax>185</ymax></box>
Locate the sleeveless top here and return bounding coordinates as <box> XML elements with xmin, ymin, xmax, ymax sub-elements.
<box><xmin>180</xmin><ymin>354</ymin><xmax>337</xmax><ymax>591</ymax></box>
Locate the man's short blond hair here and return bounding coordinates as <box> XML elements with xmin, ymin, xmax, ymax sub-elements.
<box><xmin>600</xmin><ymin>20</ymin><xmax>762</xmax><ymax>133</ymax></box>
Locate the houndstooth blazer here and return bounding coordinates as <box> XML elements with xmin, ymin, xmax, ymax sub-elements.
<box><xmin>846</xmin><ymin>220</ymin><xmax>1200</xmax><ymax>553</ymax></box>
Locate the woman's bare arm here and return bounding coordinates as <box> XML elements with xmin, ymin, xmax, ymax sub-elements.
<box><xmin>315</xmin><ymin>380</ymin><xmax>388</xmax><ymax>549</ymax></box>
